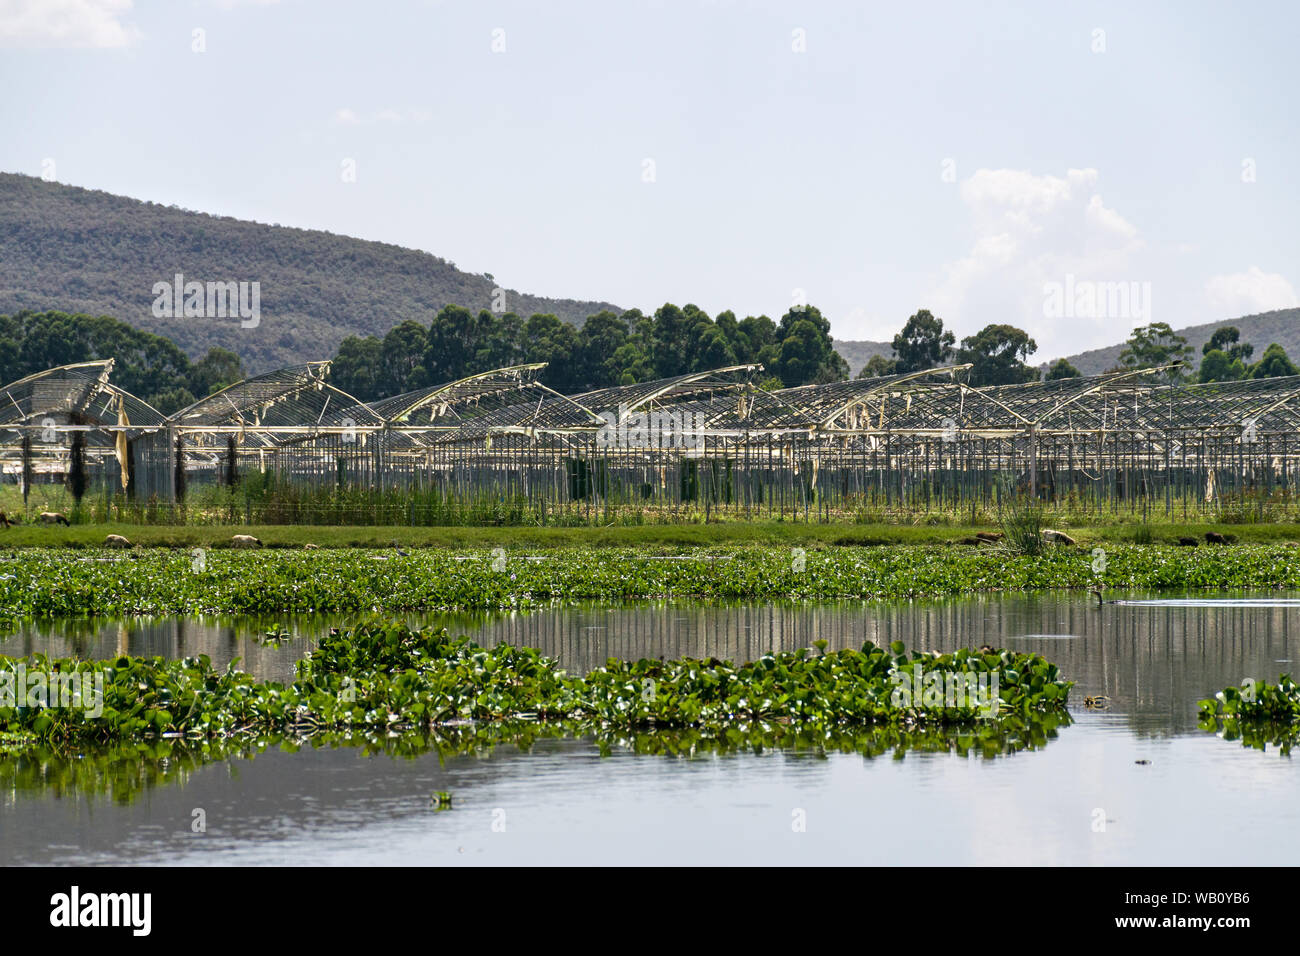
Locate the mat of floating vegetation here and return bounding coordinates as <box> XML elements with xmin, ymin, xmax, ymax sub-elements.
<box><xmin>5</xmin><ymin>545</ymin><xmax>1300</xmax><ymax>622</ymax></box>
<box><xmin>0</xmin><ymin>623</ymin><xmax>1072</xmax><ymax>746</ymax></box>
<box><xmin>1198</xmin><ymin>675</ymin><xmax>1300</xmax><ymax>755</ymax></box>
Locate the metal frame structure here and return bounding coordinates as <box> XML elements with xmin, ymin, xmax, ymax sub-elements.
<box><xmin>2</xmin><ymin>358</ymin><xmax>1296</xmax><ymax>521</ymax></box>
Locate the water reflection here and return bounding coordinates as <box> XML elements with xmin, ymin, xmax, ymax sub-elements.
<box><xmin>3</xmin><ymin>592</ymin><xmax>1297</xmax><ymax>739</ymax></box>
<box><xmin>0</xmin><ymin>615</ymin><xmax>326</xmax><ymax>683</ymax></box>
<box><xmin>3</xmin><ymin>594</ymin><xmax>1299</xmax><ymax>866</ymax></box>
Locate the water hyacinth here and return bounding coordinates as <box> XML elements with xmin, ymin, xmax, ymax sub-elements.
<box><xmin>2</xmin><ymin>544</ymin><xmax>1300</xmax><ymax>623</ymax></box>
<box><xmin>1198</xmin><ymin>674</ymin><xmax>1300</xmax><ymax>755</ymax></box>
<box><xmin>0</xmin><ymin>623</ymin><xmax>1073</xmax><ymax>745</ymax></box>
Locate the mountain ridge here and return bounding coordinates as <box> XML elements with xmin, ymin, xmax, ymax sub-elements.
<box><xmin>0</xmin><ymin>173</ymin><xmax>621</xmax><ymax>375</ymax></box>
<box><xmin>7</xmin><ymin>173</ymin><xmax>1296</xmax><ymax>382</ymax></box>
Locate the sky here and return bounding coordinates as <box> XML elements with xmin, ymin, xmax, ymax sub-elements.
<box><xmin>2</xmin><ymin>0</ymin><xmax>1298</xmax><ymax>360</ymax></box>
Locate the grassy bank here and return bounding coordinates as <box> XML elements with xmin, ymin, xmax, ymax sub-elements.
<box><xmin>3</xmin><ymin>543</ymin><xmax>1300</xmax><ymax>620</ymax></box>
<box><xmin>3</xmin><ymin>520</ymin><xmax>1300</xmax><ymax>550</ymax></box>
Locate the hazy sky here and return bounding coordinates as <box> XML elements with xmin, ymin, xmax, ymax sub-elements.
<box><xmin>3</xmin><ymin>0</ymin><xmax>1297</xmax><ymax>359</ymax></box>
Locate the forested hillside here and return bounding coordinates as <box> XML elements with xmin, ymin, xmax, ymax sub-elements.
<box><xmin>1049</xmin><ymin>310</ymin><xmax>1300</xmax><ymax>376</ymax></box>
<box><xmin>0</xmin><ymin>173</ymin><xmax>620</xmax><ymax>374</ymax></box>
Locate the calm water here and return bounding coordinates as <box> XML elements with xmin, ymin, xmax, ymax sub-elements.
<box><xmin>2</xmin><ymin>594</ymin><xmax>1298</xmax><ymax>865</ymax></box>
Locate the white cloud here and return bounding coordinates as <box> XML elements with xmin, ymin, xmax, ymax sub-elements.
<box><xmin>839</xmin><ymin>306</ymin><xmax>898</xmax><ymax>343</ymax></box>
<box><xmin>0</xmin><ymin>0</ymin><xmax>139</xmax><ymax>48</ymax></box>
<box><xmin>929</xmin><ymin>168</ymin><xmax>1149</xmax><ymax>354</ymax></box>
<box><xmin>1205</xmin><ymin>267</ymin><xmax>1299</xmax><ymax>317</ymax></box>
<box><xmin>332</xmin><ymin>107</ymin><xmax>430</xmax><ymax>126</ymax></box>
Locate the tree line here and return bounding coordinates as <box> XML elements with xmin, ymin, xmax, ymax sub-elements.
<box><xmin>5</xmin><ymin>308</ymin><xmax>1296</xmax><ymax>422</ymax></box>
<box><xmin>0</xmin><ymin>310</ymin><xmax>245</xmax><ymax>413</ymax></box>
<box><xmin>328</xmin><ymin>302</ymin><xmax>848</xmax><ymax>402</ymax></box>
<box><xmin>857</xmin><ymin>311</ymin><xmax>1300</xmax><ymax>386</ymax></box>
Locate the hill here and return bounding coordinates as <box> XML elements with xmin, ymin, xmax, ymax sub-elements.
<box><xmin>834</xmin><ymin>311</ymin><xmax>1300</xmax><ymax>378</ymax></box>
<box><xmin>1049</xmin><ymin>310</ymin><xmax>1300</xmax><ymax>375</ymax></box>
<box><xmin>10</xmin><ymin>172</ymin><xmax>1291</xmax><ymax>383</ymax></box>
<box><xmin>831</xmin><ymin>338</ymin><xmax>893</xmax><ymax>376</ymax></box>
<box><xmin>0</xmin><ymin>173</ymin><xmax>621</xmax><ymax>374</ymax></box>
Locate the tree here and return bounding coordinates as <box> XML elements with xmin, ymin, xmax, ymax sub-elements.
<box><xmin>1197</xmin><ymin>326</ymin><xmax>1253</xmax><ymax>383</ymax></box>
<box><xmin>1045</xmin><ymin>358</ymin><xmax>1081</xmax><ymax>381</ymax></box>
<box><xmin>1119</xmin><ymin>322</ymin><xmax>1193</xmax><ymax>382</ymax></box>
<box><xmin>695</xmin><ymin>325</ymin><xmax>738</xmax><ymax>371</ymax></box>
<box><xmin>767</xmin><ymin>306</ymin><xmax>848</xmax><ymax>386</ymax></box>
<box><xmin>856</xmin><ymin>354</ymin><xmax>899</xmax><ymax>379</ymax></box>
<box><xmin>17</xmin><ymin>313</ymin><xmax>92</xmax><ymax>372</ymax></box>
<box><xmin>956</xmin><ymin>325</ymin><xmax>1039</xmax><ymax>386</ymax></box>
<box><xmin>148</xmin><ymin>386</ymin><xmax>197</xmax><ymax>413</ymax></box>
<box><xmin>575</xmin><ymin>311</ymin><xmax>630</xmax><ymax>388</ymax></box>
<box><xmin>608</xmin><ymin>309</ymin><xmax>656</xmax><ymax>384</ymax></box>
<box><xmin>610</xmin><ymin>340</ymin><xmax>655</xmax><ymax>385</ymax></box>
<box><xmin>0</xmin><ymin>326</ymin><xmax>20</xmax><ymax>382</ymax></box>
<box><xmin>8</xmin><ymin>311</ymin><xmax>191</xmax><ymax>406</ymax></box>
<box><xmin>1204</xmin><ymin>326</ymin><xmax>1253</xmax><ymax>363</ymax></box>
<box><xmin>190</xmin><ymin>347</ymin><xmax>245</xmax><ymax>397</ymax></box>
<box><xmin>1198</xmin><ymin>349</ymin><xmax>1246</xmax><ymax>383</ymax></box>
<box><xmin>770</xmin><ymin>319</ymin><xmax>825</xmax><ymax>386</ymax></box>
<box><xmin>713</xmin><ymin>310</ymin><xmax>744</xmax><ymax>365</ymax></box>
<box><xmin>313</xmin><ymin>299</ymin><xmax>845</xmax><ymax>396</ymax></box>
<box><xmin>523</xmin><ymin>313</ymin><xmax>581</xmax><ymax>391</ymax></box>
<box><xmin>892</xmin><ymin>310</ymin><xmax>955</xmax><ymax>373</ymax></box>
<box><xmin>83</xmin><ymin>314</ymin><xmax>193</xmax><ymax>404</ymax></box>
<box><xmin>650</xmin><ymin>303</ymin><xmax>697</xmax><ymax>378</ymax></box>
<box><xmin>469</xmin><ymin>311</ymin><xmax>523</xmax><ymax>373</ymax></box>
<box><xmin>330</xmin><ymin>335</ymin><xmax>384</xmax><ymax>401</ymax></box>
<box><xmin>380</xmin><ymin>320</ymin><xmax>430</xmax><ymax>397</ymax></box>
<box><xmin>423</xmin><ymin>304</ymin><xmax>483</xmax><ymax>384</ymax></box>
<box><xmin>1248</xmin><ymin>343</ymin><xmax>1299</xmax><ymax>379</ymax></box>
<box><xmin>735</xmin><ymin>315</ymin><xmax>776</xmax><ymax>363</ymax></box>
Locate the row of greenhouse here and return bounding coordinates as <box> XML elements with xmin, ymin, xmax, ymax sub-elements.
<box><xmin>2</xmin><ymin>358</ymin><xmax>1297</xmax><ymax>519</ymax></box>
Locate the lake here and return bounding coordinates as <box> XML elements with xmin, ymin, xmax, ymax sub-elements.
<box><xmin>1</xmin><ymin>594</ymin><xmax>1297</xmax><ymax>865</ymax></box>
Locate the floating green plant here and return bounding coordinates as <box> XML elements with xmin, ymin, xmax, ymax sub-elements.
<box><xmin>1198</xmin><ymin>674</ymin><xmax>1300</xmax><ymax>721</ymax></box>
<box><xmin>1198</xmin><ymin>675</ymin><xmax>1300</xmax><ymax>755</ymax></box>
<box><xmin>3</xmin><ymin>544</ymin><xmax>1300</xmax><ymax>624</ymax></box>
<box><xmin>0</xmin><ymin>623</ymin><xmax>1073</xmax><ymax>746</ymax></box>
<box><xmin>259</xmin><ymin>628</ymin><xmax>292</xmax><ymax>647</ymax></box>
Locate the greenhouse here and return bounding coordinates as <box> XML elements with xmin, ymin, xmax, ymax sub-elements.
<box><xmin>2</xmin><ymin>357</ymin><xmax>1297</xmax><ymax>522</ymax></box>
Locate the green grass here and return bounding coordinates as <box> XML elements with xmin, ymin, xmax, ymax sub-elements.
<box><xmin>4</xmin><ymin>520</ymin><xmax>1300</xmax><ymax>550</ymax></box>
<box><xmin>996</xmin><ymin>494</ymin><xmax>1048</xmax><ymax>556</ymax></box>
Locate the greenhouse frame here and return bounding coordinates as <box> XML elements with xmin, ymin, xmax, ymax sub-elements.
<box><xmin>2</xmin><ymin>357</ymin><xmax>1297</xmax><ymax>522</ymax></box>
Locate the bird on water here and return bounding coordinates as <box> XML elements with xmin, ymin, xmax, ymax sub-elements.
<box><xmin>1090</xmin><ymin>586</ymin><xmax>1120</xmax><ymax>606</ymax></box>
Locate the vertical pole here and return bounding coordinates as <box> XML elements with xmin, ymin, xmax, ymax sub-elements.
<box><xmin>167</xmin><ymin>425</ymin><xmax>177</xmax><ymax>509</ymax></box>
<box><xmin>1028</xmin><ymin>425</ymin><xmax>1038</xmax><ymax>500</ymax></box>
